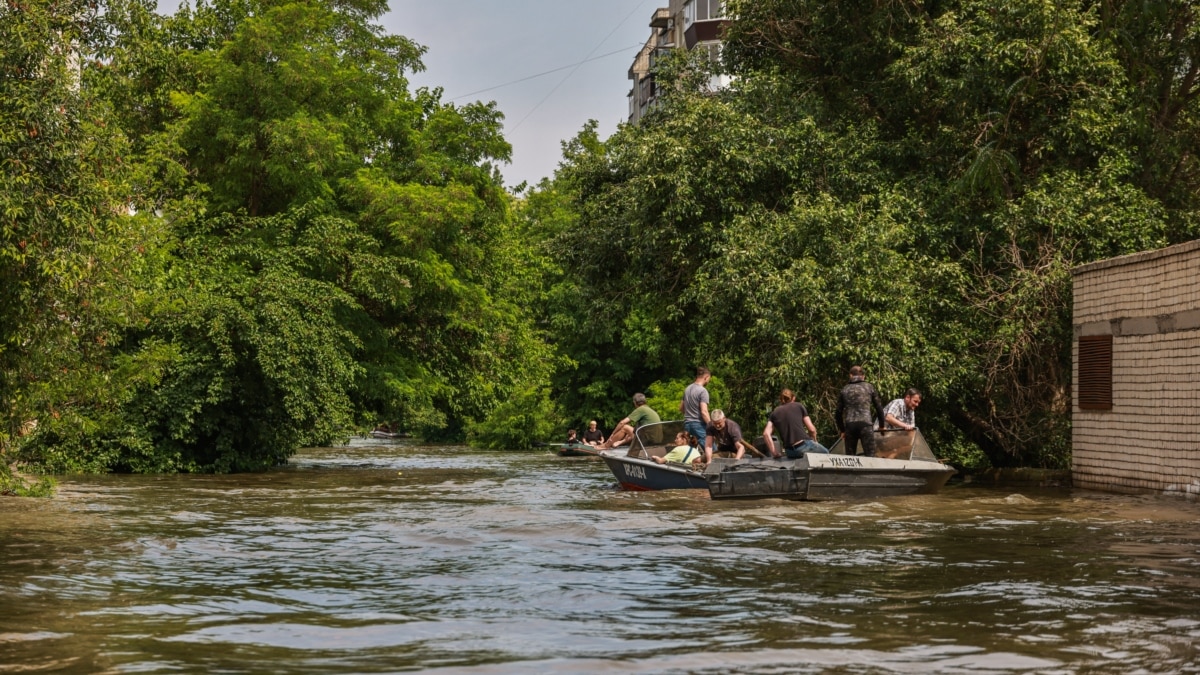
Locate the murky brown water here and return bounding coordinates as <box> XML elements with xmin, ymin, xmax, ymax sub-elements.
<box><xmin>1</xmin><ymin>440</ymin><xmax>1199</xmax><ymax>673</ymax></box>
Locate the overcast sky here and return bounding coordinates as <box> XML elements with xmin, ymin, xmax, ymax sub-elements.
<box><xmin>158</xmin><ymin>1</ymin><xmax>659</xmax><ymax>189</ymax></box>
<box><xmin>384</xmin><ymin>0</ymin><xmax>656</xmax><ymax>188</ymax></box>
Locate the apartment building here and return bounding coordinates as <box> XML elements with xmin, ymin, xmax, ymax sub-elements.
<box><xmin>627</xmin><ymin>0</ymin><xmax>731</xmax><ymax>125</ymax></box>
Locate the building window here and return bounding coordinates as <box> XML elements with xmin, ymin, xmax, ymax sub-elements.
<box><xmin>1077</xmin><ymin>335</ymin><xmax>1113</xmax><ymax>410</ymax></box>
<box><xmin>657</xmin><ymin>24</ymin><xmax>674</xmax><ymax>48</ymax></box>
<box><xmin>694</xmin><ymin>41</ymin><xmax>729</xmax><ymax>90</ymax></box>
<box><xmin>684</xmin><ymin>0</ymin><xmax>724</xmax><ymax>28</ymax></box>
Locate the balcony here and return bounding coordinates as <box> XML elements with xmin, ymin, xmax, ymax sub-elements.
<box><xmin>649</xmin><ymin>7</ymin><xmax>670</xmax><ymax>29</ymax></box>
<box><xmin>684</xmin><ymin>19</ymin><xmax>728</xmax><ymax>50</ymax></box>
<box><xmin>683</xmin><ymin>0</ymin><xmax>729</xmax><ymax>49</ymax></box>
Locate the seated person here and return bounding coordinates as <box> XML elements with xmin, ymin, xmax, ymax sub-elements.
<box><xmin>582</xmin><ymin>420</ymin><xmax>604</xmax><ymax>447</ymax></box>
<box><xmin>601</xmin><ymin>393</ymin><xmax>660</xmax><ymax>448</ymax></box>
<box><xmin>763</xmin><ymin>388</ymin><xmax>827</xmax><ymax>458</ymax></box>
<box><xmin>565</xmin><ymin>428</ymin><xmax>580</xmax><ymax>445</ymax></box>
<box><xmin>704</xmin><ymin>409</ymin><xmax>746</xmax><ymax>462</ymax></box>
<box><xmin>653</xmin><ymin>432</ymin><xmax>702</xmax><ymax>467</ymax></box>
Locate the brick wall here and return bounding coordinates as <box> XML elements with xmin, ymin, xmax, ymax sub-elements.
<box><xmin>1072</xmin><ymin>240</ymin><xmax>1200</xmax><ymax>496</ymax></box>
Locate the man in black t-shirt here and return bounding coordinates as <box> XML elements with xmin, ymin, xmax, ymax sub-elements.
<box><xmin>763</xmin><ymin>389</ymin><xmax>824</xmax><ymax>458</ymax></box>
<box><xmin>582</xmin><ymin>420</ymin><xmax>604</xmax><ymax>447</ymax></box>
<box><xmin>704</xmin><ymin>409</ymin><xmax>747</xmax><ymax>461</ymax></box>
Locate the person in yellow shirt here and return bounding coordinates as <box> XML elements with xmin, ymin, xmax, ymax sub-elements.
<box><xmin>653</xmin><ymin>432</ymin><xmax>702</xmax><ymax>467</ymax></box>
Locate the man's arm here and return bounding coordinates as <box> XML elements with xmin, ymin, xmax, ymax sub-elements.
<box><xmin>803</xmin><ymin>415</ymin><xmax>818</xmax><ymax>440</ymax></box>
<box><xmin>762</xmin><ymin>420</ymin><xmax>777</xmax><ymax>457</ymax></box>
<box><xmin>730</xmin><ymin>425</ymin><xmax>745</xmax><ymax>459</ymax></box>
<box><xmin>700</xmin><ymin>401</ymin><xmax>710</xmax><ymax>425</ymax></box>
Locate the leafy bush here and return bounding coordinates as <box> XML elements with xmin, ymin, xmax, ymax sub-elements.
<box><xmin>467</xmin><ymin>385</ymin><xmax>561</xmax><ymax>450</ymax></box>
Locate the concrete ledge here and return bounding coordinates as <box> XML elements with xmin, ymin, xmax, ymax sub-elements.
<box><xmin>1119</xmin><ymin>316</ymin><xmax>1159</xmax><ymax>336</ymax></box>
<box><xmin>1072</xmin><ymin>239</ymin><xmax>1200</xmax><ymax>276</ymax></box>
<box><xmin>1177</xmin><ymin>309</ymin><xmax>1200</xmax><ymax>331</ymax></box>
<box><xmin>1073</xmin><ymin>308</ymin><xmax>1200</xmax><ymax>337</ymax></box>
<box><xmin>1078</xmin><ymin>321</ymin><xmax>1112</xmax><ymax>337</ymax></box>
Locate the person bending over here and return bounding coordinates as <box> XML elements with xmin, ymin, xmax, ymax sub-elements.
<box><xmin>705</xmin><ymin>409</ymin><xmax>749</xmax><ymax>462</ymax></box>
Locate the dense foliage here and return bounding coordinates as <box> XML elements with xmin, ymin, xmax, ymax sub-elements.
<box><xmin>5</xmin><ymin>0</ymin><xmax>1199</xmax><ymax>489</ymax></box>
<box><xmin>2</xmin><ymin>0</ymin><xmax>553</xmax><ymax>484</ymax></box>
<box><xmin>535</xmin><ymin>0</ymin><xmax>1200</xmax><ymax>468</ymax></box>
<box><xmin>1</xmin><ymin>0</ymin><xmax>138</xmax><ymax>491</ymax></box>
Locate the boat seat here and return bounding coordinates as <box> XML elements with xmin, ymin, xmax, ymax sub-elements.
<box><xmin>875</xmin><ymin>430</ymin><xmax>916</xmax><ymax>460</ymax></box>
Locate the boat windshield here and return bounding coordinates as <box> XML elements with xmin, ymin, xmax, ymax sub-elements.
<box><xmin>828</xmin><ymin>428</ymin><xmax>938</xmax><ymax>461</ymax></box>
<box><xmin>628</xmin><ymin>420</ymin><xmax>686</xmax><ymax>459</ymax></box>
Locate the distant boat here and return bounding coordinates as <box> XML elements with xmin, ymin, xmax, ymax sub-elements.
<box><xmin>599</xmin><ymin>421</ymin><xmax>709</xmax><ymax>490</ymax></box>
<box><xmin>556</xmin><ymin>442</ymin><xmax>604</xmax><ymax>457</ymax></box>
<box><xmin>704</xmin><ymin>428</ymin><xmax>956</xmax><ymax>501</ymax></box>
<box><xmin>368</xmin><ymin>429</ymin><xmax>407</xmax><ymax>440</ymax></box>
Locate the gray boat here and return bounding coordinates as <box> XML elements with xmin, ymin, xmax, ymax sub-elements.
<box><xmin>599</xmin><ymin>421</ymin><xmax>709</xmax><ymax>490</ymax></box>
<box><xmin>704</xmin><ymin>428</ymin><xmax>955</xmax><ymax>501</ymax></box>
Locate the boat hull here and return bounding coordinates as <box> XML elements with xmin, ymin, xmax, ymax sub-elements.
<box><xmin>705</xmin><ymin>454</ymin><xmax>956</xmax><ymax>501</ymax></box>
<box><xmin>601</xmin><ymin>453</ymin><xmax>708</xmax><ymax>490</ymax></box>
<box><xmin>558</xmin><ymin>443</ymin><xmax>603</xmax><ymax>457</ymax></box>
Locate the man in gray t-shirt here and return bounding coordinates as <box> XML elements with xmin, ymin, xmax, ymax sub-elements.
<box><xmin>679</xmin><ymin>367</ymin><xmax>711</xmax><ymax>452</ymax></box>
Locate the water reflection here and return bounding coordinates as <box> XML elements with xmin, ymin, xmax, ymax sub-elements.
<box><xmin>1</xmin><ymin>440</ymin><xmax>1198</xmax><ymax>673</ymax></box>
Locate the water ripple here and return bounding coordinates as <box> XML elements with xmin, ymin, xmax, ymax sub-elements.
<box><xmin>2</xmin><ymin>444</ymin><xmax>1199</xmax><ymax>672</ymax></box>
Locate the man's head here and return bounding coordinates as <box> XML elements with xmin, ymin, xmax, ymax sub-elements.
<box><xmin>711</xmin><ymin>408</ymin><xmax>726</xmax><ymax>429</ymax></box>
<box><xmin>696</xmin><ymin>366</ymin><xmax>711</xmax><ymax>384</ymax></box>
<box><xmin>779</xmin><ymin>388</ymin><xmax>796</xmax><ymax>403</ymax></box>
<box><xmin>632</xmin><ymin>393</ymin><xmax>647</xmax><ymax>407</ymax></box>
<box><xmin>588</xmin><ymin>420</ymin><xmax>598</xmax><ymax>430</ymax></box>
<box><xmin>848</xmin><ymin>365</ymin><xmax>864</xmax><ymax>380</ymax></box>
<box><xmin>904</xmin><ymin>388</ymin><xmax>923</xmax><ymax>410</ymax></box>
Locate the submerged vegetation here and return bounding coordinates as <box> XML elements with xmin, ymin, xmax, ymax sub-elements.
<box><xmin>2</xmin><ymin>0</ymin><xmax>1199</xmax><ymax>490</ymax></box>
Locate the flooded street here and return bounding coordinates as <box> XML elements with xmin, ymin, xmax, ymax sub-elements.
<box><xmin>2</xmin><ymin>441</ymin><xmax>1199</xmax><ymax>673</ymax></box>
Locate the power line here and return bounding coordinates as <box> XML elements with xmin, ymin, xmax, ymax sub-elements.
<box><xmin>448</xmin><ymin>44</ymin><xmax>644</xmax><ymax>103</ymax></box>
<box><xmin>510</xmin><ymin>0</ymin><xmax>653</xmax><ymax>132</ymax></box>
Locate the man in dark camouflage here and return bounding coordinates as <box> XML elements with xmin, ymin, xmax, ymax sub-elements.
<box><xmin>834</xmin><ymin>365</ymin><xmax>886</xmax><ymax>457</ymax></box>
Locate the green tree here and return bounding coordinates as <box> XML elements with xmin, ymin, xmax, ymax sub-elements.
<box><xmin>20</xmin><ymin>206</ymin><xmax>369</xmax><ymax>473</ymax></box>
<box><xmin>546</xmin><ymin>0</ymin><xmax>1200</xmax><ymax>468</ymax></box>
<box><xmin>16</xmin><ymin>0</ymin><xmax>560</xmax><ymax>474</ymax></box>
<box><xmin>0</xmin><ymin>0</ymin><xmax>143</xmax><ymax>490</ymax></box>
<box><xmin>154</xmin><ymin>0</ymin><xmax>547</xmax><ymax>444</ymax></box>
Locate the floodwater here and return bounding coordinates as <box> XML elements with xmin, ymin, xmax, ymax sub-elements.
<box><xmin>1</xmin><ymin>441</ymin><xmax>1198</xmax><ymax>674</ymax></box>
